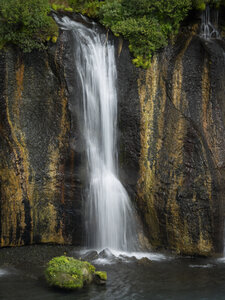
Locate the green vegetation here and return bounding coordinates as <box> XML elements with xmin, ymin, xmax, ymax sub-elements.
<box><xmin>45</xmin><ymin>256</ymin><xmax>107</xmax><ymax>289</ymax></box>
<box><xmin>68</xmin><ymin>0</ymin><xmax>225</xmax><ymax>68</ymax></box>
<box><xmin>50</xmin><ymin>0</ymin><xmax>74</xmax><ymax>12</ymax></box>
<box><xmin>45</xmin><ymin>256</ymin><xmax>96</xmax><ymax>289</ymax></box>
<box><xmin>192</xmin><ymin>0</ymin><xmax>224</xmax><ymax>10</ymax></box>
<box><xmin>68</xmin><ymin>0</ymin><xmax>103</xmax><ymax>18</ymax></box>
<box><xmin>98</xmin><ymin>0</ymin><xmax>192</xmax><ymax>68</ymax></box>
<box><xmin>0</xmin><ymin>0</ymin><xmax>224</xmax><ymax>65</ymax></box>
<box><xmin>95</xmin><ymin>271</ymin><xmax>107</xmax><ymax>281</ymax></box>
<box><xmin>0</xmin><ymin>0</ymin><xmax>58</xmax><ymax>52</ymax></box>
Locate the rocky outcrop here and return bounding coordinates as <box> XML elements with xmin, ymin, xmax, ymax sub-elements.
<box><xmin>0</xmin><ymin>12</ymin><xmax>224</xmax><ymax>256</ymax></box>
<box><xmin>117</xmin><ymin>23</ymin><xmax>225</xmax><ymax>255</ymax></box>
<box><xmin>0</xmin><ymin>41</ymin><xmax>83</xmax><ymax>247</ymax></box>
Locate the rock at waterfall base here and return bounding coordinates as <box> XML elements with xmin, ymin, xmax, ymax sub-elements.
<box><xmin>45</xmin><ymin>256</ymin><xmax>107</xmax><ymax>290</ymax></box>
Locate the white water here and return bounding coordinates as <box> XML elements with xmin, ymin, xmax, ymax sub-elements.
<box><xmin>201</xmin><ymin>6</ymin><xmax>219</xmax><ymax>39</ymax></box>
<box><xmin>0</xmin><ymin>268</ymin><xmax>9</xmax><ymax>277</ymax></box>
<box><xmin>57</xmin><ymin>16</ymin><xmax>138</xmax><ymax>252</ymax></box>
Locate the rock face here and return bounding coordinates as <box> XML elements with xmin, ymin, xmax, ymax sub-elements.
<box><xmin>117</xmin><ymin>23</ymin><xmax>225</xmax><ymax>255</ymax></box>
<box><xmin>0</xmin><ymin>12</ymin><xmax>225</xmax><ymax>256</ymax></box>
<box><xmin>0</xmin><ymin>41</ymin><xmax>83</xmax><ymax>247</ymax></box>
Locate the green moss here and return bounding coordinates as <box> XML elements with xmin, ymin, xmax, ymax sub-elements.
<box><xmin>68</xmin><ymin>0</ymin><xmax>103</xmax><ymax>18</ymax></box>
<box><xmin>0</xmin><ymin>40</ymin><xmax>6</xmax><ymax>50</ymax></box>
<box><xmin>51</xmin><ymin>3</ymin><xmax>73</xmax><ymax>11</ymax></box>
<box><xmin>65</xmin><ymin>7</ymin><xmax>73</xmax><ymax>11</ymax></box>
<box><xmin>95</xmin><ymin>271</ymin><xmax>107</xmax><ymax>281</ymax></box>
<box><xmin>45</xmin><ymin>256</ymin><xmax>96</xmax><ymax>290</ymax></box>
<box><xmin>51</xmin><ymin>36</ymin><xmax>58</xmax><ymax>43</ymax></box>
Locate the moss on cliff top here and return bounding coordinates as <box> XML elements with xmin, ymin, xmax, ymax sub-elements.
<box><xmin>0</xmin><ymin>0</ymin><xmax>224</xmax><ymax>60</ymax></box>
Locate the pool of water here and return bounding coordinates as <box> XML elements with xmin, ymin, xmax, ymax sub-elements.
<box><xmin>0</xmin><ymin>245</ymin><xmax>225</xmax><ymax>300</ymax></box>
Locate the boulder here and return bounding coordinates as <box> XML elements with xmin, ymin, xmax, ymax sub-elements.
<box><xmin>45</xmin><ymin>256</ymin><xmax>107</xmax><ymax>290</ymax></box>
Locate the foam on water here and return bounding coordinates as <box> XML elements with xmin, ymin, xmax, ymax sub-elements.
<box><xmin>189</xmin><ymin>264</ymin><xmax>214</xmax><ymax>268</ymax></box>
<box><xmin>0</xmin><ymin>268</ymin><xmax>9</xmax><ymax>277</ymax></box>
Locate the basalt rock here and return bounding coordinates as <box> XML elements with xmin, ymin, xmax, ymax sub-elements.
<box><xmin>116</xmin><ymin>23</ymin><xmax>225</xmax><ymax>256</ymax></box>
<box><xmin>0</xmin><ymin>38</ymin><xmax>83</xmax><ymax>247</ymax></box>
<box><xmin>0</xmin><ymin>12</ymin><xmax>225</xmax><ymax>257</ymax></box>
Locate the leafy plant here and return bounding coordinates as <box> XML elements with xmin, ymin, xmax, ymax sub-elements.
<box><xmin>0</xmin><ymin>0</ymin><xmax>224</xmax><ymax>63</ymax></box>
<box><xmin>0</xmin><ymin>0</ymin><xmax>58</xmax><ymax>52</ymax></box>
<box><xmin>98</xmin><ymin>0</ymin><xmax>191</xmax><ymax>67</ymax></box>
<box><xmin>68</xmin><ymin>0</ymin><xmax>103</xmax><ymax>18</ymax></box>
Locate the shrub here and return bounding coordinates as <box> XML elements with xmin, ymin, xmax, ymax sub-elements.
<box><xmin>69</xmin><ymin>0</ymin><xmax>103</xmax><ymax>18</ymax></box>
<box><xmin>0</xmin><ymin>0</ymin><xmax>58</xmax><ymax>52</ymax></box>
<box><xmin>99</xmin><ymin>0</ymin><xmax>191</xmax><ymax>67</ymax></box>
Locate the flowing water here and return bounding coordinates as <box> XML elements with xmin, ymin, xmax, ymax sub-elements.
<box><xmin>57</xmin><ymin>15</ymin><xmax>138</xmax><ymax>252</ymax></box>
<box><xmin>1</xmin><ymin>245</ymin><xmax>225</xmax><ymax>300</ymax></box>
<box><xmin>201</xmin><ymin>6</ymin><xmax>219</xmax><ymax>39</ymax></box>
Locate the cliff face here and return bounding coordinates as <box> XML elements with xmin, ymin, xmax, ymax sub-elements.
<box><xmin>0</xmin><ymin>42</ymin><xmax>83</xmax><ymax>247</ymax></box>
<box><xmin>0</xmin><ymin>13</ymin><xmax>224</xmax><ymax>256</ymax></box>
<box><xmin>117</xmin><ymin>24</ymin><xmax>225</xmax><ymax>255</ymax></box>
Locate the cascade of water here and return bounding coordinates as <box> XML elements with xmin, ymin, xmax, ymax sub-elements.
<box><xmin>57</xmin><ymin>16</ymin><xmax>138</xmax><ymax>252</ymax></box>
<box><xmin>200</xmin><ymin>6</ymin><xmax>219</xmax><ymax>39</ymax></box>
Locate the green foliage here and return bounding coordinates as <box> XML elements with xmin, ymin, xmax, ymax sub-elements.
<box><xmin>99</xmin><ymin>0</ymin><xmax>191</xmax><ymax>68</ymax></box>
<box><xmin>112</xmin><ymin>16</ymin><xmax>168</xmax><ymax>68</ymax></box>
<box><xmin>69</xmin><ymin>0</ymin><xmax>103</xmax><ymax>18</ymax></box>
<box><xmin>0</xmin><ymin>0</ymin><xmax>223</xmax><ymax>61</ymax></box>
<box><xmin>192</xmin><ymin>0</ymin><xmax>207</xmax><ymax>10</ymax></box>
<box><xmin>45</xmin><ymin>256</ymin><xmax>96</xmax><ymax>289</ymax></box>
<box><xmin>95</xmin><ymin>271</ymin><xmax>107</xmax><ymax>280</ymax></box>
<box><xmin>68</xmin><ymin>0</ymin><xmax>224</xmax><ymax>68</ymax></box>
<box><xmin>0</xmin><ymin>0</ymin><xmax>58</xmax><ymax>52</ymax></box>
<box><xmin>192</xmin><ymin>0</ymin><xmax>224</xmax><ymax>9</ymax></box>
<box><xmin>51</xmin><ymin>3</ymin><xmax>73</xmax><ymax>11</ymax></box>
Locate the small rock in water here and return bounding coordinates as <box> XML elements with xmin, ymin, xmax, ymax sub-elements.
<box><xmin>82</xmin><ymin>250</ymin><xmax>99</xmax><ymax>261</ymax></box>
<box><xmin>94</xmin><ymin>271</ymin><xmax>107</xmax><ymax>285</ymax></box>
<box><xmin>137</xmin><ymin>257</ymin><xmax>152</xmax><ymax>265</ymax></box>
<box><xmin>99</xmin><ymin>248</ymin><xmax>114</xmax><ymax>259</ymax></box>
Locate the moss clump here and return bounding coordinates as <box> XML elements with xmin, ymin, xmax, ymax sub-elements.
<box><xmin>45</xmin><ymin>256</ymin><xmax>107</xmax><ymax>290</ymax></box>
<box><xmin>51</xmin><ymin>36</ymin><xmax>58</xmax><ymax>43</ymax></box>
<box><xmin>95</xmin><ymin>271</ymin><xmax>107</xmax><ymax>281</ymax></box>
<box><xmin>51</xmin><ymin>3</ymin><xmax>73</xmax><ymax>11</ymax></box>
<box><xmin>45</xmin><ymin>256</ymin><xmax>96</xmax><ymax>289</ymax></box>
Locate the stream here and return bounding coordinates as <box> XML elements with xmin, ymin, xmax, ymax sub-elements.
<box><xmin>1</xmin><ymin>245</ymin><xmax>225</xmax><ymax>300</ymax></box>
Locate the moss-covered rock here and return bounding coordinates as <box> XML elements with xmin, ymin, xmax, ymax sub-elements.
<box><xmin>94</xmin><ymin>271</ymin><xmax>107</xmax><ymax>285</ymax></box>
<box><xmin>45</xmin><ymin>256</ymin><xmax>106</xmax><ymax>290</ymax></box>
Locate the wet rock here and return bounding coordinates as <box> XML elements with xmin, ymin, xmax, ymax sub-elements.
<box><xmin>0</xmin><ymin>12</ymin><xmax>225</xmax><ymax>257</ymax></box>
<box><xmin>0</xmin><ymin>32</ymin><xmax>83</xmax><ymax>247</ymax></box>
<box><xmin>137</xmin><ymin>257</ymin><xmax>152</xmax><ymax>265</ymax></box>
<box><xmin>99</xmin><ymin>248</ymin><xmax>114</xmax><ymax>258</ymax></box>
<box><xmin>94</xmin><ymin>271</ymin><xmax>107</xmax><ymax>285</ymax></box>
<box><xmin>116</xmin><ymin>21</ymin><xmax>225</xmax><ymax>256</ymax></box>
<box><xmin>81</xmin><ymin>250</ymin><xmax>99</xmax><ymax>261</ymax></box>
<box><xmin>45</xmin><ymin>256</ymin><xmax>107</xmax><ymax>290</ymax></box>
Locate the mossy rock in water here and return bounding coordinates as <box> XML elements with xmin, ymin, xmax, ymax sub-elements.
<box><xmin>45</xmin><ymin>256</ymin><xmax>106</xmax><ymax>290</ymax></box>
<box><xmin>94</xmin><ymin>271</ymin><xmax>107</xmax><ymax>285</ymax></box>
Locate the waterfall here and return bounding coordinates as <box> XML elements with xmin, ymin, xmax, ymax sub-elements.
<box><xmin>57</xmin><ymin>15</ymin><xmax>138</xmax><ymax>252</ymax></box>
<box><xmin>200</xmin><ymin>6</ymin><xmax>219</xmax><ymax>39</ymax></box>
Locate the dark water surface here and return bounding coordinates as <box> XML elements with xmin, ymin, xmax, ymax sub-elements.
<box><xmin>0</xmin><ymin>245</ymin><xmax>225</xmax><ymax>300</ymax></box>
